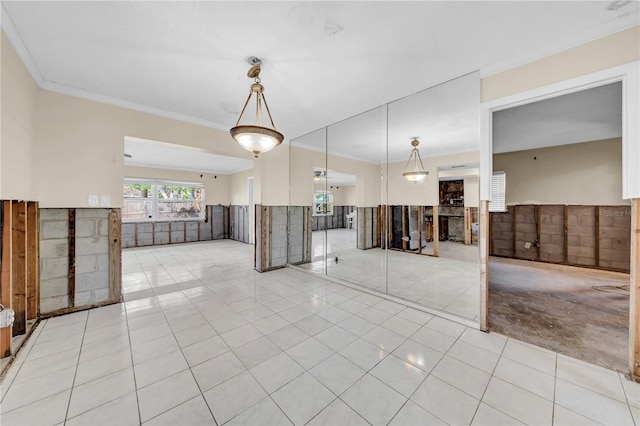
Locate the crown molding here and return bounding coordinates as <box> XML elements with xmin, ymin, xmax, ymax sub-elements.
<box><xmin>2</xmin><ymin>2</ymin><xmax>233</xmax><ymax>133</ymax></box>
<box><xmin>40</xmin><ymin>80</ymin><xmax>231</xmax><ymax>131</ymax></box>
<box><xmin>1</xmin><ymin>2</ymin><xmax>44</xmax><ymax>86</ymax></box>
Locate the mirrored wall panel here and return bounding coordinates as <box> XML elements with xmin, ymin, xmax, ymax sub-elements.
<box><xmin>326</xmin><ymin>106</ymin><xmax>387</xmax><ymax>292</ymax></box>
<box><xmin>289</xmin><ymin>72</ymin><xmax>481</xmax><ymax>324</ymax></box>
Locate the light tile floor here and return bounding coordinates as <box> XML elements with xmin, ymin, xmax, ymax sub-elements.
<box><xmin>1</xmin><ymin>240</ymin><xmax>638</xmax><ymax>425</ymax></box>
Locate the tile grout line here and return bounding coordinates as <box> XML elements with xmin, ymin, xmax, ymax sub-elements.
<box><xmin>0</xmin><ymin>318</ymin><xmax>46</xmax><ymax>405</ymax></box>
<box><xmin>62</xmin><ymin>312</ymin><xmax>90</xmax><ymax>425</ymax></box>
<box><xmin>468</xmin><ymin>334</ymin><xmax>513</xmax><ymax>425</ymax></box>
<box><xmin>122</xmin><ymin>301</ymin><xmax>144</xmax><ymax>426</ymax></box>
<box><xmin>332</xmin><ymin>316</ymin><xmax>435</xmax><ymax>425</ymax></box>
<box><xmin>619</xmin><ymin>373</ymin><xmax>639</xmax><ymax>426</ymax></box>
<box><xmin>172</xmin><ymin>287</ymin><xmax>221</xmax><ymax>426</ymax></box>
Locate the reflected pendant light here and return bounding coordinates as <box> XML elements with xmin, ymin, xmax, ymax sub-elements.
<box><xmin>313</xmin><ymin>170</ymin><xmax>326</xmax><ymax>182</ymax></box>
<box><xmin>230</xmin><ymin>58</ymin><xmax>284</xmax><ymax>158</ymax></box>
<box><xmin>402</xmin><ymin>138</ymin><xmax>429</xmax><ymax>182</ymax></box>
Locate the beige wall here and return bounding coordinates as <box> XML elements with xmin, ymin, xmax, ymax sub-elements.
<box><xmin>387</xmin><ymin>151</ymin><xmax>480</xmax><ymax>205</ymax></box>
<box><xmin>257</xmin><ymin>142</ymin><xmax>289</xmax><ymax>206</ymax></box>
<box><xmin>341</xmin><ymin>185</ymin><xmax>356</xmax><ymax>206</ymax></box>
<box><xmin>124</xmin><ymin>166</ymin><xmax>230</xmax><ymax>205</ymax></box>
<box><xmin>36</xmin><ymin>90</ymin><xmax>252</xmax><ymax>208</ymax></box>
<box><xmin>229</xmin><ymin>168</ymin><xmax>254</xmax><ymax>205</ymax></box>
<box><xmin>482</xmin><ymin>26</ymin><xmax>640</xmax><ymax>101</ymax></box>
<box><xmin>493</xmin><ymin>138</ymin><xmax>627</xmax><ymax>205</ymax></box>
<box><xmin>1</xmin><ymin>31</ymin><xmax>39</xmax><ymax>200</ymax></box>
<box><xmin>289</xmin><ymin>145</ymin><xmax>316</xmax><ymax>206</ymax></box>
<box><xmin>464</xmin><ymin>176</ymin><xmax>479</xmax><ymax>207</ymax></box>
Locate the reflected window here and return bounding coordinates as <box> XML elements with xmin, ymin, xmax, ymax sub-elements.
<box><xmin>489</xmin><ymin>171</ymin><xmax>506</xmax><ymax>212</ymax></box>
<box><xmin>313</xmin><ymin>191</ymin><xmax>334</xmax><ymax>216</ymax></box>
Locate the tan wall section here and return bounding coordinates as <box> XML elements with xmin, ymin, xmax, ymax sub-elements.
<box><xmin>1</xmin><ymin>31</ymin><xmax>39</xmax><ymax>200</ymax></box>
<box><xmin>124</xmin><ymin>165</ymin><xmax>230</xmax><ymax>205</ymax></box>
<box><xmin>229</xmin><ymin>168</ymin><xmax>254</xmax><ymax>205</ymax></box>
<box><xmin>342</xmin><ymin>185</ymin><xmax>357</xmax><ymax>206</ymax></box>
<box><xmin>36</xmin><ymin>90</ymin><xmax>253</xmax><ymax>208</ymax></box>
<box><xmin>289</xmin><ymin>145</ymin><xmax>318</xmax><ymax>206</ymax></box>
<box><xmin>493</xmin><ymin>138</ymin><xmax>627</xmax><ymax>206</ymax></box>
<box><xmin>482</xmin><ymin>26</ymin><xmax>640</xmax><ymax>102</ymax></box>
<box><xmin>464</xmin><ymin>176</ymin><xmax>479</xmax><ymax>207</ymax></box>
<box><xmin>257</xmin><ymin>143</ymin><xmax>289</xmax><ymax>206</ymax></box>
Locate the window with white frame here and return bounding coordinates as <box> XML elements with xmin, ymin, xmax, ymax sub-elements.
<box><xmin>123</xmin><ymin>179</ymin><xmax>204</xmax><ymax>221</ymax></box>
<box><xmin>489</xmin><ymin>171</ymin><xmax>506</xmax><ymax>212</ymax></box>
<box><xmin>313</xmin><ymin>191</ymin><xmax>334</xmax><ymax>216</ymax></box>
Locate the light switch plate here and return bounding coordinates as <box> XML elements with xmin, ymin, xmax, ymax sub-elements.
<box><xmin>88</xmin><ymin>195</ymin><xmax>99</xmax><ymax>207</ymax></box>
<box><xmin>100</xmin><ymin>195</ymin><xmax>110</xmax><ymax>207</ymax></box>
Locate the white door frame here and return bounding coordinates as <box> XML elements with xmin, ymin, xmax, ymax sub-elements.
<box><xmin>480</xmin><ymin>61</ymin><xmax>639</xmax><ymax>200</ymax></box>
<box><xmin>478</xmin><ymin>61</ymin><xmax>640</xmax><ymax>377</ymax></box>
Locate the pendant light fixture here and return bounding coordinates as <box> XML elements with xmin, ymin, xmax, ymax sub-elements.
<box><xmin>230</xmin><ymin>57</ymin><xmax>284</xmax><ymax>158</ymax></box>
<box><xmin>402</xmin><ymin>138</ymin><xmax>429</xmax><ymax>182</ymax></box>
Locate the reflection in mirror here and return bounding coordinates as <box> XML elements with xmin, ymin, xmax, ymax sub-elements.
<box><xmin>288</xmin><ymin>128</ymin><xmax>327</xmax><ymax>272</ymax></box>
<box><xmin>326</xmin><ymin>106</ymin><xmax>387</xmax><ymax>292</ymax></box>
<box><xmin>288</xmin><ymin>72</ymin><xmax>481</xmax><ymax>324</ymax></box>
<box><xmin>385</xmin><ymin>72</ymin><xmax>480</xmax><ymax>321</ymax></box>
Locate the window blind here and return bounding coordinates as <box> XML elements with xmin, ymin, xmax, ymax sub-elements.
<box><xmin>489</xmin><ymin>171</ymin><xmax>506</xmax><ymax>212</ymax></box>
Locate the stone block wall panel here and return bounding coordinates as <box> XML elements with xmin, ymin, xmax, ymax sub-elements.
<box><xmin>490</xmin><ymin>204</ymin><xmax>630</xmax><ymax>273</ymax></box>
<box><xmin>288</xmin><ymin>206</ymin><xmax>309</xmax><ymax>265</ymax></box>
<box><xmin>514</xmin><ymin>205</ymin><xmax>538</xmax><ymax>260</ymax></box>
<box><xmin>567</xmin><ymin>206</ymin><xmax>596</xmax><ymax>267</ymax></box>
<box><xmin>39</xmin><ymin>208</ymin><xmax>115</xmax><ymax>314</ymax></box>
<box><xmin>229</xmin><ymin>205</ymin><xmax>250</xmax><ymax>244</ymax></box>
<box><xmin>312</xmin><ymin>206</ymin><xmax>355</xmax><ymax>231</ymax></box>
<box><xmin>120</xmin><ymin>205</ymin><xmax>230</xmax><ymax>248</ymax></box>
<box><xmin>489</xmin><ymin>206</ymin><xmax>515</xmax><ymax>257</ymax></box>
<box><xmin>255</xmin><ymin>205</ymin><xmax>288</xmax><ymax>272</ymax></box>
<box><xmin>39</xmin><ymin>209</ymin><xmax>70</xmax><ymax>313</ymax></box>
<box><xmin>598</xmin><ymin>206</ymin><xmax>631</xmax><ymax>271</ymax></box>
<box><xmin>539</xmin><ymin>205</ymin><xmax>565</xmax><ymax>263</ymax></box>
<box><xmin>357</xmin><ymin>207</ymin><xmax>379</xmax><ymax>250</ymax></box>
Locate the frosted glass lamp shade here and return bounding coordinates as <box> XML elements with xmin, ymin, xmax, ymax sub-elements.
<box><xmin>230</xmin><ymin>125</ymin><xmax>284</xmax><ymax>158</ymax></box>
<box><xmin>402</xmin><ymin>171</ymin><xmax>429</xmax><ymax>182</ymax></box>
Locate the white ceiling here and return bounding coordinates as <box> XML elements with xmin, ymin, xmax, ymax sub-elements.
<box><xmin>2</xmin><ymin>1</ymin><xmax>638</xmax><ymax>171</ymax></box>
<box><xmin>493</xmin><ymin>82</ymin><xmax>622</xmax><ymax>154</ymax></box>
<box><xmin>124</xmin><ymin>137</ymin><xmax>252</xmax><ymax>174</ymax></box>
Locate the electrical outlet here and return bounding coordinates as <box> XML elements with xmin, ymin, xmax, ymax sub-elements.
<box><xmin>0</xmin><ymin>308</ymin><xmax>15</xmax><ymax>328</ymax></box>
<box><xmin>100</xmin><ymin>195</ymin><xmax>110</xmax><ymax>207</ymax></box>
<box><xmin>88</xmin><ymin>195</ymin><xmax>99</xmax><ymax>207</ymax></box>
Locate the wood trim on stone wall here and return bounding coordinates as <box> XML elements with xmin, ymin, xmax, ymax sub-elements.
<box><xmin>26</xmin><ymin>202</ymin><xmax>39</xmax><ymax>320</ymax></box>
<box><xmin>1</xmin><ymin>201</ymin><xmax>13</xmax><ymax>356</ymax></box>
<box><xmin>109</xmin><ymin>209</ymin><xmax>122</xmax><ymax>303</ymax></box>
<box><xmin>12</xmin><ymin>201</ymin><xmax>27</xmax><ymax>336</ymax></box>
<box><xmin>67</xmin><ymin>208</ymin><xmax>76</xmax><ymax>308</ymax></box>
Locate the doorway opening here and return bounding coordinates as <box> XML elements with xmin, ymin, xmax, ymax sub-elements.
<box><xmin>488</xmin><ymin>82</ymin><xmax>630</xmax><ymax>371</ymax></box>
